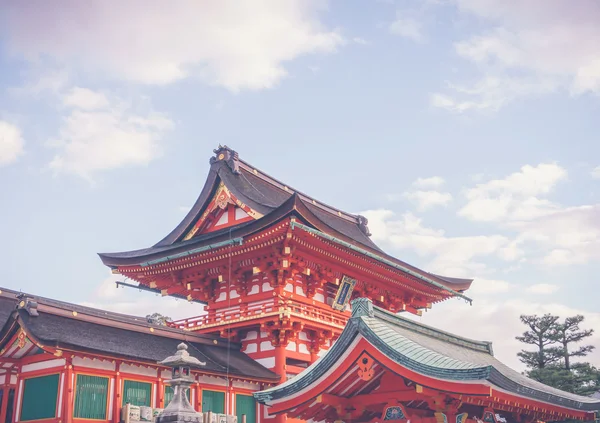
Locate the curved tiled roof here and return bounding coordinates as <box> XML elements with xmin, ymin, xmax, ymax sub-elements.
<box><xmin>98</xmin><ymin>146</ymin><xmax>473</xmax><ymax>294</ymax></box>
<box><xmin>0</xmin><ymin>288</ymin><xmax>278</xmax><ymax>382</ymax></box>
<box><xmin>255</xmin><ymin>298</ymin><xmax>600</xmax><ymax>412</ymax></box>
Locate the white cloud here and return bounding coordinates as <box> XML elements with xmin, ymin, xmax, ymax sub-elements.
<box><xmin>515</xmin><ymin>205</ymin><xmax>600</xmax><ymax>266</ymax></box>
<box><xmin>63</xmin><ymin>87</ymin><xmax>110</xmax><ymax>110</ymax></box>
<box><xmin>3</xmin><ymin>1</ymin><xmax>343</xmax><ymax>91</ymax></box>
<box><xmin>363</xmin><ymin>209</ymin><xmax>516</xmax><ymax>277</ymax></box>
<box><xmin>431</xmin><ymin>75</ymin><xmax>556</xmax><ymax>112</ymax></box>
<box><xmin>415</xmin><ymin>297</ymin><xmax>600</xmax><ymax>372</ymax></box>
<box><xmin>468</xmin><ymin>278</ymin><xmax>513</xmax><ymax>295</ymax></box>
<box><xmin>404</xmin><ymin>190</ymin><xmax>453</xmax><ymax>211</ymax></box>
<box><xmin>401</xmin><ymin>176</ymin><xmax>452</xmax><ymax>210</ymax></box>
<box><xmin>48</xmin><ymin>88</ymin><xmax>173</xmax><ymax>179</ymax></box>
<box><xmin>0</xmin><ymin>121</ymin><xmax>25</xmax><ymax>167</ymax></box>
<box><xmin>434</xmin><ymin>0</ymin><xmax>600</xmax><ymax>111</ymax></box>
<box><xmin>458</xmin><ymin>163</ymin><xmax>600</xmax><ymax>267</ymax></box>
<box><xmin>592</xmin><ymin>166</ymin><xmax>600</xmax><ymax>179</ymax></box>
<box><xmin>459</xmin><ymin>163</ymin><xmax>567</xmax><ymax>222</ymax></box>
<box><xmin>413</xmin><ymin>176</ymin><xmax>445</xmax><ymax>188</ymax></box>
<box><xmin>9</xmin><ymin>69</ymin><xmax>69</xmax><ymax>98</ymax></box>
<box><xmin>353</xmin><ymin>37</ymin><xmax>369</xmax><ymax>45</ymax></box>
<box><xmin>389</xmin><ymin>13</ymin><xmax>423</xmax><ymax>41</ymax></box>
<box><xmin>526</xmin><ymin>283</ymin><xmax>559</xmax><ymax>295</ymax></box>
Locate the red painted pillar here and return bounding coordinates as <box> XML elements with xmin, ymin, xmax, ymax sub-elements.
<box><xmin>64</xmin><ymin>363</ymin><xmax>74</xmax><ymax>423</ymax></box>
<box><xmin>273</xmin><ymin>345</ymin><xmax>286</xmax><ymax>423</ymax></box>
<box><xmin>113</xmin><ymin>362</ymin><xmax>122</xmax><ymax>423</ymax></box>
<box><xmin>157</xmin><ymin>377</ymin><xmax>164</xmax><ymax>409</ymax></box>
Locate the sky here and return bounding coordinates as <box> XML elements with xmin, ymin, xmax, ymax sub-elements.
<box><xmin>0</xmin><ymin>0</ymin><xmax>599</xmax><ymax>373</ymax></box>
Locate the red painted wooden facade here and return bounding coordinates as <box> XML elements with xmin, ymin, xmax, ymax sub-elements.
<box><xmin>99</xmin><ymin>146</ymin><xmax>475</xmax><ymax>423</ymax></box>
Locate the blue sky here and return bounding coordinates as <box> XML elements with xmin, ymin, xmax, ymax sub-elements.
<box><xmin>0</xmin><ymin>1</ymin><xmax>599</xmax><ymax>371</ymax></box>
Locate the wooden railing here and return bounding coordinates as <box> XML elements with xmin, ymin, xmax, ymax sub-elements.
<box><xmin>170</xmin><ymin>300</ymin><xmax>349</xmax><ymax>330</ymax></box>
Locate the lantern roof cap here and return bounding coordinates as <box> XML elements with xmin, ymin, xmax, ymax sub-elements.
<box><xmin>159</xmin><ymin>342</ymin><xmax>206</xmax><ymax>368</ymax></box>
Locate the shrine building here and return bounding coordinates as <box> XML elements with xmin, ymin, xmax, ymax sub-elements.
<box><xmin>98</xmin><ymin>145</ymin><xmax>475</xmax><ymax>422</ymax></box>
<box><xmin>1</xmin><ymin>145</ymin><xmax>598</xmax><ymax>422</ymax></box>
<box><xmin>255</xmin><ymin>298</ymin><xmax>600</xmax><ymax>423</ymax></box>
<box><xmin>0</xmin><ymin>288</ymin><xmax>277</xmax><ymax>423</ymax></box>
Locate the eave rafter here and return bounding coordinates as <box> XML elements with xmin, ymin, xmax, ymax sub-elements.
<box><xmin>114</xmin><ymin>218</ymin><xmax>458</xmax><ymax>316</ymax></box>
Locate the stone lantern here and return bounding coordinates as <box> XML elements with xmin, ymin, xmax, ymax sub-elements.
<box><xmin>157</xmin><ymin>343</ymin><xmax>206</xmax><ymax>423</ymax></box>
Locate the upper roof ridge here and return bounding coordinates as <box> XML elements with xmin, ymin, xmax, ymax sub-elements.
<box><xmin>209</xmin><ymin>144</ymin><xmax>371</xmax><ymax>233</ymax></box>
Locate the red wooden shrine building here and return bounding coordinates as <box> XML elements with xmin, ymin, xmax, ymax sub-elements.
<box><xmin>98</xmin><ymin>145</ymin><xmax>476</xmax><ymax>422</ymax></box>
<box><xmin>1</xmin><ymin>145</ymin><xmax>597</xmax><ymax>423</ymax></box>
<box><xmin>0</xmin><ymin>287</ymin><xmax>277</xmax><ymax>423</ymax></box>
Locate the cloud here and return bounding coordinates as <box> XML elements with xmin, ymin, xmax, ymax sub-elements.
<box><xmin>433</xmin><ymin>0</ymin><xmax>600</xmax><ymax>111</ymax></box>
<box><xmin>48</xmin><ymin>88</ymin><xmax>173</xmax><ymax>179</ymax></box>
<box><xmin>592</xmin><ymin>166</ymin><xmax>600</xmax><ymax>179</ymax></box>
<box><xmin>404</xmin><ymin>190</ymin><xmax>453</xmax><ymax>211</ymax></box>
<box><xmin>431</xmin><ymin>76</ymin><xmax>556</xmax><ymax>112</ymax></box>
<box><xmin>9</xmin><ymin>69</ymin><xmax>69</xmax><ymax>98</ymax></box>
<box><xmin>2</xmin><ymin>1</ymin><xmax>343</xmax><ymax>91</ymax></box>
<box><xmin>458</xmin><ymin>163</ymin><xmax>600</xmax><ymax>267</ymax></box>
<box><xmin>389</xmin><ymin>13</ymin><xmax>423</xmax><ymax>41</ymax></box>
<box><xmin>362</xmin><ymin>209</ymin><xmax>516</xmax><ymax>277</ymax></box>
<box><xmin>352</xmin><ymin>37</ymin><xmax>369</xmax><ymax>45</ymax></box>
<box><xmin>400</xmin><ymin>176</ymin><xmax>453</xmax><ymax>211</ymax></box>
<box><xmin>459</xmin><ymin>163</ymin><xmax>567</xmax><ymax>222</ymax></box>
<box><xmin>413</xmin><ymin>176</ymin><xmax>445</xmax><ymax>188</ymax></box>
<box><xmin>415</xmin><ymin>296</ymin><xmax>600</xmax><ymax>372</ymax></box>
<box><xmin>526</xmin><ymin>283</ymin><xmax>559</xmax><ymax>295</ymax></box>
<box><xmin>514</xmin><ymin>205</ymin><xmax>600</xmax><ymax>266</ymax></box>
<box><xmin>468</xmin><ymin>278</ymin><xmax>513</xmax><ymax>295</ymax></box>
<box><xmin>0</xmin><ymin>121</ymin><xmax>25</xmax><ymax>167</ymax></box>
<box><xmin>63</xmin><ymin>87</ymin><xmax>110</xmax><ymax>110</ymax></box>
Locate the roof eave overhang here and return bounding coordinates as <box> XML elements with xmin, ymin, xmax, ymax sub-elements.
<box><xmin>256</xmin><ymin>316</ymin><xmax>599</xmax><ymax>418</ymax></box>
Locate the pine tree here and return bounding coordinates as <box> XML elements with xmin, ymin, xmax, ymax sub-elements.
<box><xmin>552</xmin><ymin>315</ymin><xmax>595</xmax><ymax>371</ymax></box>
<box><xmin>516</xmin><ymin>313</ymin><xmax>600</xmax><ymax>395</ymax></box>
<box><xmin>516</xmin><ymin>314</ymin><xmax>562</xmax><ymax>369</ymax></box>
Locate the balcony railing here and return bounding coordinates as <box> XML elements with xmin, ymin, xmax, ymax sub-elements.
<box><xmin>170</xmin><ymin>300</ymin><xmax>349</xmax><ymax>331</ymax></box>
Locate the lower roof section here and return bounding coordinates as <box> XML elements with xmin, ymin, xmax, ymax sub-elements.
<box><xmin>0</xmin><ymin>288</ymin><xmax>278</xmax><ymax>383</ymax></box>
<box><xmin>255</xmin><ymin>298</ymin><xmax>600</xmax><ymax>421</ymax></box>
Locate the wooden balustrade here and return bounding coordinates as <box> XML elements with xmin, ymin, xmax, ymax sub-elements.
<box><xmin>170</xmin><ymin>300</ymin><xmax>348</xmax><ymax>330</ymax></box>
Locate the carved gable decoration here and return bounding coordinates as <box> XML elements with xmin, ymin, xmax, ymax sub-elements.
<box><xmin>183</xmin><ymin>183</ymin><xmax>262</xmax><ymax>240</ymax></box>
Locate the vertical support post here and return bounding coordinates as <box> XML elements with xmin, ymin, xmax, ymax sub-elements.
<box><xmin>113</xmin><ymin>361</ymin><xmax>122</xmax><ymax>423</ymax></box>
<box><xmin>64</xmin><ymin>362</ymin><xmax>74</xmax><ymax>423</ymax></box>
<box><xmin>196</xmin><ymin>382</ymin><xmax>202</xmax><ymax>412</ymax></box>
<box><xmin>228</xmin><ymin>379</ymin><xmax>234</xmax><ymax>415</ymax></box>
<box><xmin>157</xmin><ymin>377</ymin><xmax>164</xmax><ymax>409</ymax></box>
<box><xmin>273</xmin><ymin>345</ymin><xmax>285</xmax><ymax>380</ymax></box>
<box><xmin>273</xmin><ymin>345</ymin><xmax>286</xmax><ymax>423</ymax></box>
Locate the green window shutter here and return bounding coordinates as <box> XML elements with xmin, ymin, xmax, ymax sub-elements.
<box><xmin>73</xmin><ymin>375</ymin><xmax>109</xmax><ymax>419</ymax></box>
<box><xmin>5</xmin><ymin>388</ymin><xmax>14</xmax><ymax>423</ymax></box>
<box><xmin>164</xmin><ymin>385</ymin><xmax>190</xmax><ymax>406</ymax></box>
<box><xmin>20</xmin><ymin>374</ymin><xmax>59</xmax><ymax>421</ymax></box>
<box><xmin>236</xmin><ymin>394</ymin><xmax>256</xmax><ymax>423</ymax></box>
<box><xmin>202</xmin><ymin>390</ymin><xmax>225</xmax><ymax>413</ymax></box>
<box><xmin>122</xmin><ymin>380</ymin><xmax>152</xmax><ymax>407</ymax></box>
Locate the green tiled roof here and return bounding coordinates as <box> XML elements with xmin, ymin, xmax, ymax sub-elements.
<box><xmin>255</xmin><ymin>298</ymin><xmax>600</xmax><ymax>412</ymax></box>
